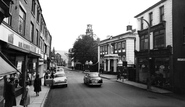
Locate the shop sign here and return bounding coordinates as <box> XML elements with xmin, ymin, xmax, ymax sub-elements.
<box><xmin>177</xmin><ymin>58</ymin><xmax>185</xmax><ymax>61</ymax></box>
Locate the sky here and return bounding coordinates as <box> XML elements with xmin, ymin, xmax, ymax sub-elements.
<box><xmin>39</xmin><ymin>0</ymin><xmax>160</xmax><ymax>52</ymax></box>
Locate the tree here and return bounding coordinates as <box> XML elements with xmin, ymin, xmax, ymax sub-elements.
<box><xmin>72</xmin><ymin>34</ymin><xmax>99</xmax><ymax>65</ymax></box>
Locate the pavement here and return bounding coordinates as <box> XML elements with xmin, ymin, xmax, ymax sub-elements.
<box><xmin>15</xmin><ymin>78</ymin><xmax>50</xmax><ymax>107</ymax></box>
<box><xmin>15</xmin><ymin>70</ymin><xmax>185</xmax><ymax>107</ymax></box>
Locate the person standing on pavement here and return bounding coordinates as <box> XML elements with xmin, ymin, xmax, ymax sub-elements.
<box><xmin>34</xmin><ymin>74</ymin><xmax>41</xmax><ymax>96</ymax></box>
<box><xmin>4</xmin><ymin>75</ymin><xmax>16</xmax><ymax>107</ymax></box>
<box><xmin>20</xmin><ymin>81</ymin><xmax>31</xmax><ymax>107</ymax></box>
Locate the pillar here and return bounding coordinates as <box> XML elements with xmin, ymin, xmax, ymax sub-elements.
<box><xmin>108</xmin><ymin>59</ymin><xmax>110</xmax><ymax>72</ymax></box>
<box><xmin>113</xmin><ymin>59</ymin><xmax>117</xmax><ymax>72</ymax></box>
<box><xmin>98</xmin><ymin>46</ymin><xmax>100</xmax><ymax>71</ymax></box>
<box><xmin>104</xmin><ymin>59</ymin><xmax>106</xmax><ymax>71</ymax></box>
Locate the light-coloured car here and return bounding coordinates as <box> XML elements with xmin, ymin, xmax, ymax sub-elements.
<box><xmin>83</xmin><ymin>72</ymin><xmax>103</xmax><ymax>86</ymax></box>
<box><xmin>52</xmin><ymin>72</ymin><xmax>67</xmax><ymax>87</ymax></box>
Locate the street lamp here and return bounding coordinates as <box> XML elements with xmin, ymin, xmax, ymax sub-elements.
<box><xmin>85</xmin><ymin>60</ymin><xmax>93</xmax><ymax>71</ymax></box>
<box><xmin>138</xmin><ymin>18</ymin><xmax>151</xmax><ymax>91</ymax></box>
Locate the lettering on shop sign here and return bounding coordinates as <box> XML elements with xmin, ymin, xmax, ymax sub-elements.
<box><xmin>18</xmin><ymin>42</ymin><xmax>36</xmax><ymax>53</ymax></box>
<box><xmin>8</xmin><ymin>34</ymin><xmax>14</xmax><ymax>44</ymax></box>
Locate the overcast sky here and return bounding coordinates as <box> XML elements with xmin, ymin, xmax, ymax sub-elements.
<box><xmin>39</xmin><ymin>0</ymin><xmax>160</xmax><ymax>51</ymax></box>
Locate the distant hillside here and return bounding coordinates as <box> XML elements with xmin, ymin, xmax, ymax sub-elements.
<box><xmin>56</xmin><ymin>50</ymin><xmax>68</xmax><ymax>62</ymax></box>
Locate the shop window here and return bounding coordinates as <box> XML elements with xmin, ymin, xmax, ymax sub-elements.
<box><xmin>153</xmin><ymin>58</ymin><xmax>171</xmax><ymax>89</ymax></box>
<box><xmin>183</xmin><ymin>27</ymin><xmax>185</xmax><ymax>44</ymax></box>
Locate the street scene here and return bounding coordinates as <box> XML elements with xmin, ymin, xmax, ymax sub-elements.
<box><xmin>0</xmin><ymin>0</ymin><xmax>185</xmax><ymax>107</ymax></box>
<box><xmin>43</xmin><ymin>68</ymin><xmax>185</xmax><ymax>107</ymax></box>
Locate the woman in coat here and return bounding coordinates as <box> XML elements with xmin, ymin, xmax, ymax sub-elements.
<box><xmin>34</xmin><ymin>74</ymin><xmax>41</xmax><ymax>96</ymax></box>
<box><xmin>4</xmin><ymin>76</ymin><xmax>16</xmax><ymax>107</ymax></box>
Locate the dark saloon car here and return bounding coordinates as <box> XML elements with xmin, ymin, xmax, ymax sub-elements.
<box><xmin>83</xmin><ymin>72</ymin><xmax>103</xmax><ymax>86</ymax></box>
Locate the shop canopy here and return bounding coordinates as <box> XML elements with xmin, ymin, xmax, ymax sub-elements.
<box><xmin>0</xmin><ymin>51</ymin><xmax>20</xmax><ymax>76</ymax></box>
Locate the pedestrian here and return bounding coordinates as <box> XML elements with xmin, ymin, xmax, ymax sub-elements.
<box><xmin>117</xmin><ymin>71</ymin><xmax>121</xmax><ymax>80</ymax></box>
<box><xmin>50</xmin><ymin>72</ymin><xmax>54</xmax><ymax>79</ymax></box>
<box><xmin>20</xmin><ymin>81</ymin><xmax>31</xmax><ymax>107</ymax></box>
<box><xmin>4</xmin><ymin>75</ymin><xmax>16</xmax><ymax>107</ymax></box>
<box><xmin>34</xmin><ymin>74</ymin><xmax>42</xmax><ymax>96</ymax></box>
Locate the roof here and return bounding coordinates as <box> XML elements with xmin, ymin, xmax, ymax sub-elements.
<box><xmin>134</xmin><ymin>0</ymin><xmax>167</xmax><ymax>18</ymax></box>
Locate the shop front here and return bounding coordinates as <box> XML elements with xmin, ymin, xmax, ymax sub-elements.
<box><xmin>0</xmin><ymin>51</ymin><xmax>20</xmax><ymax>107</ymax></box>
<box><xmin>136</xmin><ymin>48</ymin><xmax>172</xmax><ymax>91</ymax></box>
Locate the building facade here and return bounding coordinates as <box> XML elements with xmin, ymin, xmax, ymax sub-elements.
<box><xmin>135</xmin><ymin>0</ymin><xmax>185</xmax><ymax>94</ymax></box>
<box><xmin>0</xmin><ymin>0</ymin><xmax>52</xmax><ymax>105</ymax></box>
<box><xmin>98</xmin><ymin>26</ymin><xmax>137</xmax><ymax>73</ymax></box>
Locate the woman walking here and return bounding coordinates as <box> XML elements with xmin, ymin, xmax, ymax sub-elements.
<box><xmin>34</xmin><ymin>74</ymin><xmax>42</xmax><ymax>96</ymax></box>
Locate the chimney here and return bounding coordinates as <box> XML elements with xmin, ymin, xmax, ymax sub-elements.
<box><xmin>126</xmin><ymin>25</ymin><xmax>132</xmax><ymax>31</ymax></box>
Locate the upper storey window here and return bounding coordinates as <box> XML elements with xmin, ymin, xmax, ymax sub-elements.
<box><xmin>140</xmin><ymin>35</ymin><xmax>148</xmax><ymax>50</ymax></box>
<box><xmin>159</xmin><ymin>6</ymin><xmax>164</xmax><ymax>22</ymax></box>
<box><xmin>153</xmin><ymin>29</ymin><xmax>165</xmax><ymax>48</ymax></box>
<box><xmin>140</xmin><ymin>17</ymin><xmax>144</xmax><ymax>30</ymax></box>
<box><xmin>18</xmin><ymin>7</ymin><xmax>26</xmax><ymax>36</ymax></box>
<box><xmin>149</xmin><ymin>12</ymin><xmax>153</xmax><ymax>27</ymax></box>
<box><xmin>31</xmin><ymin>0</ymin><xmax>36</xmax><ymax>15</ymax></box>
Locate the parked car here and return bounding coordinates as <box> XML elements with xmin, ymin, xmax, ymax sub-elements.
<box><xmin>52</xmin><ymin>72</ymin><xmax>67</xmax><ymax>87</ymax></box>
<box><xmin>83</xmin><ymin>72</ymin><xmax>103</xmax><ymax>86</ymax></box>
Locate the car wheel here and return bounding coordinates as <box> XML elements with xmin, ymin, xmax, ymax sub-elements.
<box><xmin>65</xmin><ymin>84</ymin><xmax>68</xmax><ymax>87</ymax></box>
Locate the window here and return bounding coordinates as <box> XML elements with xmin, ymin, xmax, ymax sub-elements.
<box><xmin>30</xmin><ymin>22</ymin><xmax>34</xmax><ymax>42</ymax></box>
<box><xmin>149</xmin><ymin>12</ymin><xmax>153</xmax><ymax>27</ymax></box>
<box><xmin>18</xmin><ymin>7</ymin><xmax>26</xmax><ymax>35</ymax></box>
<box><xmin>31</xmin><ymin>0</ymin><xmax>36</xmax><ymax>15</ymax></box>
<box><xmin>36</xmin><ymin>29</ymin><xmax>39</xmax><ymax>45</ymax></box>
<box><xmin>3</xmin><ymin>16</ymin><xmax>12</xmax><ymax>26</ymax></box>
<box><xmin>114</xmin><ymin>43</ymin><xmax>117</xmax><ymax>50</ymax></box>
<box><xmin>118</xmin><ymin>42</ymin><xmax>121</xmax><ymax>49</ymax></box>
<box><xmin>160</xmin><ymin>6</ymin><xmax>164</xmax><ymax>22</ymax></box>
<box><xmin>183</xmin><ymin>27</ymin><xmax>185</xmax><ymax>44</ymax></box>
<box><xmin>141</xmin><ymin>17</ymin><xmax>144</xmax><ymax>30</ymax></box>
<box><xmin>140</xmin><ymin>35</ymin><xmax>149</xmax><ymax>50</ymax></box>
<box><xmin>122</xmin><ymin>42</ymin><xmax>126</xmax><ymax>49</ymax></box>
<box><xmin>153</xmin><ymin>29</ymin><xmax>165</xmax><ymax>48</ymax></box>
<box><xmin>37</xmin><ymin>6</ymin><xmax>40</xmax><ymax>22</ymax></box>
<box><xmin>40</xmin><ymin>19</ymin><xmax>43</xmax><ymax>32</ymax></box>
<box><xmin>39</xmin><ymin>37</ymin><xmax>42</xmax><ymax>48</ymax></box>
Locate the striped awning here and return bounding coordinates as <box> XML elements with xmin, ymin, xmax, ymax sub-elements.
<box><xmin>0</xmin><ymin>51</ymin><xmax>20</xmax><ymax>76</ymax></box>
<box><xmin>0</xmin><ymin>56</ymin><xmax>17</xmax><ymax>76</ymax></box>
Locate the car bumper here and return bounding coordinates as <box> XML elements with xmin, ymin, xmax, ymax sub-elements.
<box><xmin>89</xmin><ymin>83</ymin><xmax>102</xmax><ymax>85</ymax></box>
<box><xmin>53</xmin><ymin>82</ymin><xmax>67</xmax><ymax>86</ymax></box>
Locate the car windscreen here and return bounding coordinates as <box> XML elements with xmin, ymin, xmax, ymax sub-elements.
<box><xmin>89</xmin><ymin>73</ymin><xmax>99</xmax><ymax>77</ymax></box>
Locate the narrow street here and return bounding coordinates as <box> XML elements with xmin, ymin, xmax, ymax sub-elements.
<box><xmin>44</xmin><ymin>68</ymin><xmax>185</xmax><ymax>107</ymax></box>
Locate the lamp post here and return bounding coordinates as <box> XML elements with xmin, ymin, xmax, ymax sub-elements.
<box><xmin>85</xmin><ymin>60</ymin><xmax>93</xmax><ymax>71</ymax></box>
<box><xmin>138</xmin><ymin>18</ymin><xmax>151</xmax><ymax>91</ymax></box>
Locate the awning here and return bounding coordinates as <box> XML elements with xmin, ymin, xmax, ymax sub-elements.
<box><xmin>0</xmin><ymin>51</ymin><xmax>20</xmax><ymax>76</ymax></box>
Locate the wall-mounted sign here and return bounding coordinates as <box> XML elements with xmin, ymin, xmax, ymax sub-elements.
<box><xmin>177</xmin><ymin>58</ymin><xmax>185</xmax><ymax>61</ymax></box>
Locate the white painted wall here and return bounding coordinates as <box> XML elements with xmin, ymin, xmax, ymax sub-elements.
<box><xmin>136</xmin><ymin>0</ymin><xmax>173</xmax><ymax>50</ymax></box>
<box><xmin>126</xmin><ymin>39</ymin><xmax>135</xmax><ymax>64</ymax></box>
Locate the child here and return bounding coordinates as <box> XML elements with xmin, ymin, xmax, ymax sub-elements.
<box><xmin>20</xmin><ymin>81</ymin><xmax>30</xmax><ymax>107</ymax></box>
